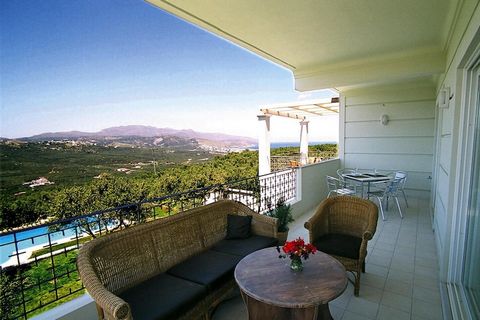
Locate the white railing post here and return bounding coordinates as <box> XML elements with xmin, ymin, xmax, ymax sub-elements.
<box><xmin>257</xmin><ymin>115</ymin><xmax>271</xmax><ymax>175</ymax></box>
<box><xmin>299</xmin><ymin>120</ymin><xmax>309</xmax><ymax>165</ymax></box>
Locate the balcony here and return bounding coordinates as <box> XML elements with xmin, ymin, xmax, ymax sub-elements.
<box><xmin>214</xmin><ymin>192</ymin><xmax>442</xmax><ymax>320</ymax></box>
<box><xmin>1</xmin><ymin>158</ymin><xmax>445</xmax><ymax>320</ymax></box>
<box><xmin>0</xmin><ymin>167</ymin><xmax>301</xmax><ymax>320</ymax></box>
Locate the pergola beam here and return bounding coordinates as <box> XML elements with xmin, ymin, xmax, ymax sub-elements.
<box><xmin>260</xmin><ymin>108</ymin><xmax>307</xmax><ymax>120</ymax></box>
<box><xmin>260</xmin><ymin>98</ymin><xmax>339</xmax><ymax>120</ymax></box>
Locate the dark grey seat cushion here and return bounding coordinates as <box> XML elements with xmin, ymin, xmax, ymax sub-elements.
<box><xmin>211</xmin><ymin>235</ymin><xmax>278</xmax><ymax>257</ymax></box>
<box><xmin>167</xmin><ymin>250</ymin><xmax>242</xmax><ymax>290</ymax></box>
<box><xmin>118</xmin><ymin>273</ymin><xmax>207</xmax><ymax>320</ymax></box>
<box><xmin>313</xmin><ymin>233</ymin><xmax>362</xmax><ymax>260</ymax></box>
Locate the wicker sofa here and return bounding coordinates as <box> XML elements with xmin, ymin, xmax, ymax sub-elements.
<box><xmin>77</xmin><ymin>200</ymin><xmax>278</xmax><ymax>320</ymax></box>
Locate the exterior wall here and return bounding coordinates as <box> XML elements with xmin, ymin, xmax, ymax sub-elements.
<box><xmin>339</xmin><ymin>80</ymin><xmax>436</xmax><ymax>196</ymax></box>
<box><xmin>432</xmin><ymin>1</ymin><xmax>480</xmax><ymax>318</ymax></box>
<box><xmin>290</xmin><ymin>158</ymin><xmax>340</xmax><ymax>218</ymax></box>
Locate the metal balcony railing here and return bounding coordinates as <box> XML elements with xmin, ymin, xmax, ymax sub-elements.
<box><xmin>0</xmin><ymin>169</ymin><xmax>296</xmax><ymax>319</ymax></box>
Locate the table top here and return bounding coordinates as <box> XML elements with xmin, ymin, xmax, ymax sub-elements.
<box><xmin>343</xmin><ymin>173</ymin><xmax>391</xmax><ymax>182</ymax></box>
<box><xmin>234</xmin><ymin>247</ymin><xmax>347</xmax><ymax>308</ymax></box>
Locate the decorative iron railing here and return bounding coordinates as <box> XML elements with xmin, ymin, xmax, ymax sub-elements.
<box><xmin>0</xmin><ymin>169</ymin><xmax>296</xmax><ymax>319</ymax></box>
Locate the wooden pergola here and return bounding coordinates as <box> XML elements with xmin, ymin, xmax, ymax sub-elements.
<box><xmin>257</xmin><ymin>97</ymin><xmax>339</xmax><ymax>174</ymax></box>
<box><xmin>260</xmin><ymin>97</ymin><xmax>339</xmax><ymax>120</ymax></box>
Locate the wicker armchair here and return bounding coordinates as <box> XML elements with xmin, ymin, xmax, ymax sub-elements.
<box><xmin>304</xmin><ymin>196</ymin><xmax>378</xmax><ymax>296</ymax></box>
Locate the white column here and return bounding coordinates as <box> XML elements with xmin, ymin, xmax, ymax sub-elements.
<box><xmin>257</xmin><ymin>115</ymin><xmax>271</xmax><ymax>175</ymax></box>
<box><xmin>299</xmin><ymin>120</ymin><xmax>309</xmax><ymax>165</ymax></box>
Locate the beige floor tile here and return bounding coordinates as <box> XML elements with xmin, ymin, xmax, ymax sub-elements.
<box><xmin>372</xmin><ymin>248</ymin><xmax>394</xmax><ymax>258</ymax></box>
<box><xmin>381</xmin><ymin>291</ymin><xmax>412</xmax><ymax>312</ymax></box>
<box><xmin>414</xmin><ymin>266</ymin><xmax>439</xmax><ymax>280</ymax></box>
<box><xmin>362</xmin><ymin>273</ymin><xmax>387</xmax><ymax>289</ymax></box>
<box><xmin>413</xmin><ymin>285</ymin><xmax>441</xmax><ymax>304</ymax></box>
<box><xmin>331</xmin><ymin>289</ymin><xmax>353</xmax><ymax>309</ymax></box>
<box><xmin>342</xmin><ymin>310</ymin><xmax>374</xmax><ymax>320</ymax></box>
<box><xmin>330</xmin><ymin>305</ymin><xmax>345</xmax><ymax>319</ymax></box>
<box><xmin>415</xmin><ymin>256</ymin><xmax>438</xmax><ymax>269</ymax></box>
<box><xmin>358</xmin><ymin>285</ymin><xmax>384</xmax><ymax>303</ymax></box>
<box><xmin>368</xmin><ymin>255</ymin><xmax>392</xmax><ymax>268</ymax></box>
<box><xmin>374</xmin><ymin>243</ymin><xmax>396</xmax><ymax>252</ymax></box>
<box><xmin>384</xmin><ymin>278</ymin><xmax>413</xmax><ymax>297</ymax></box>
<box><xmin>386</xmin><ymin>269</ymin><xmax>414</xmax><ymax>285</ymax></box>
<box><xmin>414</xmin><ymin>276</ymin><xmax>440</xmax><ymax>291</ymax></box>
<box><xmin>212</xmin><ymin>295</ymin><xmax>246</xmax><ymax>320</ymax></box>
<box><xmin>346</xmin><ymin>297</ymin><xmax>379</xmax><ymax>319</ymax></box>
<box><xmin>412</xmin><ymin>299</ymin><xmax>443</xmax><ymax>320</ymax></box>
<box><xmin>376</xmin><ymin>305</ymin><xmax>410</xmax><ymax>320</ymax></box>
<box><xmin>365</xmin><ymin>264</ymin><xmax>389</xmax><ymax>278</ymax></box>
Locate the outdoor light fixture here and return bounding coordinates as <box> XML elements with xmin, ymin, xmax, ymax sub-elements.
<box><xmin>437</xmin><ymin>86</ymin><xmax>450</xmax><ymax>109</ymax></box>
<box><xmin>380</xmin><ymin>114</ymin><xmax>389</xmax><ymax>126</ymax></box>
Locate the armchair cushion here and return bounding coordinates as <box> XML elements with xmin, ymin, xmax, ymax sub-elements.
<box><xmin>211</xmin><ymin>235</ymin><xmax>278</xmax><ymax>257</ymax></box>
<box><xmin>118</xmin><ymin>273</ymin><xmax>207</xmax><ymax>320</ymax></box>
<box><xmin>226</xmin><ymin>214</ymin><xmax>252</xmax><ymax>239</ymax></box>
<box><xmin>313</xmin><ymin>233</ymin><xmax>362</xmax><ymax>260</ymax></box>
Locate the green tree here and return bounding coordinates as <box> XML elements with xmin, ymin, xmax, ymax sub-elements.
<box><xmin>0</xmin><ymin>271</ymin><xmax>22</xmax><ymax>320</ymax></box>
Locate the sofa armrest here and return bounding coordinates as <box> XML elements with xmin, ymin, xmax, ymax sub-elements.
<box><xmin>250</xmin><ymin>213</ymin><xmax>278</xmax><ymax>239</ymax></box>
<box><xmin>77</xmin><ymin>245</ymin><xmax>132</xmax><ymax>320</ymax></box>
<box><xmin>304</xmin><ymin>199</ymin><xmax>330</xmax><ymax>243</ymax></box>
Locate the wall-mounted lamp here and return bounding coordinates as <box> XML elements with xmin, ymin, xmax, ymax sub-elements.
<box><xmin>380</xmin><ymin>114</ymin><xmax>389</xmax><ymax>126</ymax></box>
<box><xmin>437</xmin><ymin>86</ymin><xmax>450</xmax><ymax>109</ymax></box>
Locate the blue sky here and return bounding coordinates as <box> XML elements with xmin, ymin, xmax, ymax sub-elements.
<box><xmin>0</xmin><ymin>0</ymin><xmax>337</xmax><ymax>141</ymax></box>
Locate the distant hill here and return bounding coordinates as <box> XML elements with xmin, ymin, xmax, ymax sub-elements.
<box><xmin>19</xmin><ymin>125</ymin><xmax>256</xmax><ymax>149</ymax></box>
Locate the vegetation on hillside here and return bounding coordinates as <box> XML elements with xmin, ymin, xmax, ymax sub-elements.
<box><xmin>0</xmin><ymin>142</ymin><xmax>336</xmax><ymax>319</ymax></box>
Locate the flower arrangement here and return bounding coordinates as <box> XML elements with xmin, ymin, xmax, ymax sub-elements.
<box><xmin>277</xmin><ymin>237</ymin><xmax>317</xmax><ymax>271</ymax></box>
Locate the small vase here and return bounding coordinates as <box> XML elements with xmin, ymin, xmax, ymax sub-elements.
<box><xmin>290</xmin><ymin>258</ymin><xmax>303</xmax><ymax>272</ymax></box>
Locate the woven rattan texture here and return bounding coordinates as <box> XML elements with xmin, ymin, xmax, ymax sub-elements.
<box><xmin>304</xmin><ymin>196</ymin><xmax>378</xmax><ymax>296</ymax></box>
<box><xmin>77</xmin><ymin>200</ymin><xmax>278</xmax><ymax>320</ymax></box>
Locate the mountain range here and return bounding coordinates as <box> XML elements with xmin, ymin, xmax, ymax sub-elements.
<box><xmin>16</xmin><ymin>125</ymin><xmax>256</xmax><ymax>148</ymax></box>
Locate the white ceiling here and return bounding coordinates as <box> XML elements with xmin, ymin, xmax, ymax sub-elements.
<box><xmin>146</xmin><ymin>0</ymin><xmax>458</xmax><ymax>90</ymax></box>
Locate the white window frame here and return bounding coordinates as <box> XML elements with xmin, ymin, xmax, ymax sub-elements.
<box><xmin>447</xmin><ymin>41</ymin><xmax>480</xmax><ymax>320</ymax></box>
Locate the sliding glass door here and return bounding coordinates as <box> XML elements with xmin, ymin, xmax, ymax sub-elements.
<box><xmin>461</xmin><ymin>72</ymin><xmax>480</xmax><ymax>318</ymax></box>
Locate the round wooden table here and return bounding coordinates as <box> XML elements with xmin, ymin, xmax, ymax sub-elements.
<box><xmin>234</xmin><ymin>247</ymin><xmax>347</xmax><ymax>320</ymax></box>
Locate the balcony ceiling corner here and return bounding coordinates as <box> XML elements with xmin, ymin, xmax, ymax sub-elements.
<box><xmin>146</xmin><ymin>0</ymin><xmax>458</xmax><ymax>90</ymax></box>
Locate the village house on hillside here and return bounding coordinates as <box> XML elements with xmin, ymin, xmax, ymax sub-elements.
<box><xmin>22</xmin><ymin>177</ymin><xmax>54</xmax><ymax>188</ymax></box>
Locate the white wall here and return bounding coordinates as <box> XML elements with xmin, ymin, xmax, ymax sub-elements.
<box><xmin>291</xmin><ymin>159</ymin><xmax>340</xmax><ymax>217</ymax></box>
<box><xmin>340</xmin><ymin>80</ymin><xmax>436</xmax><ymax>195</ymax></box>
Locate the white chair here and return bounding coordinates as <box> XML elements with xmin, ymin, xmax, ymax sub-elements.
<box><xmin>336</xmin><ymin>168</ymin><xmax>356</xmax><ymax>179</ymax></box>
<box><xmin>336</xmin><ymin>168</ymin><xmax>363</xmax><ymax>195</ymax></box>
<box><xmin>326</xmin><ymin>175</ymin><xmax>357</xmax><ymax>198</ymax></box>
<box><xmin>367</xmin><ymin>178</ymin><xmax>404</xmax><ymax>220</ymax></box>
<box><xmin>394</xmin><ymin>171</ymin><xmax>409</xmax><ymax>207</ymax></box>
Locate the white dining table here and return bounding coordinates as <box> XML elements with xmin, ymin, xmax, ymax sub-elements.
<box><xmin>342</xmin><ymin>173</ymin><xmax>392</xmax><ymax>198</ymax></box>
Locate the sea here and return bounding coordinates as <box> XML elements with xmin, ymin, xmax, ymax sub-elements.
<box><xmin>249</xmin><ymin>141</ymin><xmax>336</xmax><ymax>149</ymax></box>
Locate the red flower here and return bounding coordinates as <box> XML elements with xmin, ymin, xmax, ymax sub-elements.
<box><xmin>280</xmin><ymin>237</ymin><xmax>317</xmax><ymax>261</ymax></box>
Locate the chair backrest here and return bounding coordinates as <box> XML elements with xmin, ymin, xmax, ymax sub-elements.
<box><xmin>323</xmin><ymin>196</ymin><xmax>378</xmax><ymax>238</ymax></box>
<box><xmin>326</xmin><ymin>175</ymin><xmax>341</xmax><ymax>191</ymax></box>
<box><xmin>336</xmin><ymin>168</ymin><xmax>356</xmax><ymax>180</ymax></box>
<box><xmin>384</xmin><ymin>178</ymin><xmax>402</xmax><ymax>196</ymax></box>
<box><xmin>394</xmin><ymin>171</ymin><xmax>407</xmax><ymax>189</ymax></box>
